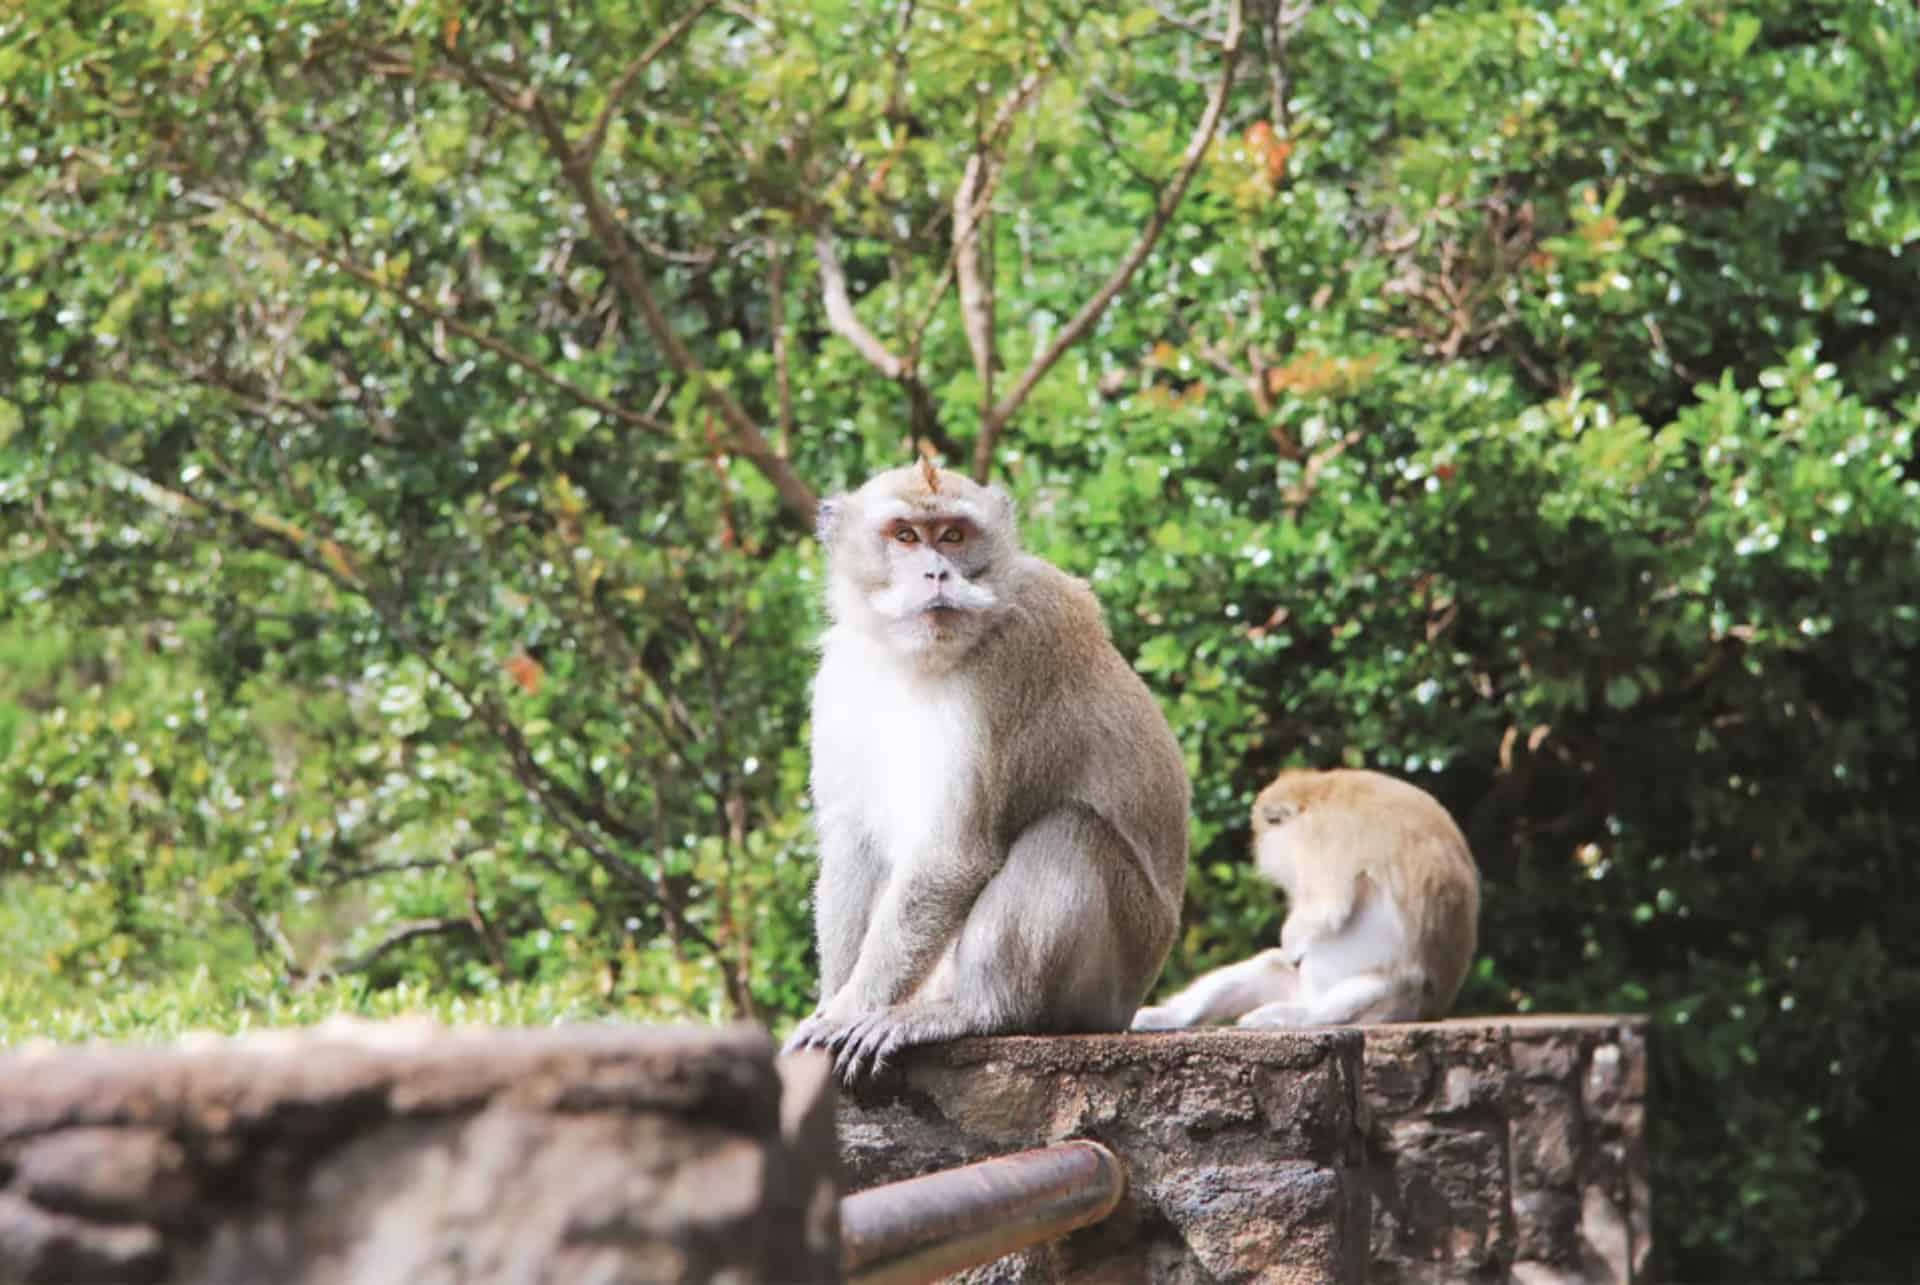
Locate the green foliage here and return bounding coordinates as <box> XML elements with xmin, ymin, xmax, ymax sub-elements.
<box><xmin>3</xmin><ymin>1</ymin><xmax>1918</xmax><ymax>1278</ymax></box>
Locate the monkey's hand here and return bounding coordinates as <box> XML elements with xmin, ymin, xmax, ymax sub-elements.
<box><xmin>1278</xmin><ymin>899</ymin><xmax>1352</xmax><ymax>967</ymax></box>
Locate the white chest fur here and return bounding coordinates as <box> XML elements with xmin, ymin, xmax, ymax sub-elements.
<box><xmin>1257</xmin><ymin>827</ymin><xmax>1413</xmax><ymax>996</ymax></box>
<box><xmin>811</xmin><ymin>627</ymin><xmax>984</xmax><ymax>862</ymax></box>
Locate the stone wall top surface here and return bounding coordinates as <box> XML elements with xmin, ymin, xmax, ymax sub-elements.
<box><xmin>0</xmin><ymin>1019</ymin><xmax>781</xmax><ymax>1137</ymax></box>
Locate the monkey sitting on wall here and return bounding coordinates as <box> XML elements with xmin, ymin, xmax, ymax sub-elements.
<box><xmin>1131</xmin><ymin>767</ymin><xmax>1479</xmax><ymax>1030</ymax></box>
<box><xmin>783</xmin><ymin>460</ymin><xmax>1190</xmax><ymax>1084</ymax></box>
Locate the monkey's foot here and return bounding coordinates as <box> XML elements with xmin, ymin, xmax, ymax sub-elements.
<box><xmin>785</xmin><ymin>1005</ymin><xmax>965</xmax><ymax>1086</ymax></box>
<box><xmin>1128</xmin><ymin>1004</ymin><xmax>1189</xmax><ymax>1032</ymax></box>
<box><xmin>781</xmin><ymin>1012</ymin><xmax>843</xmax><ymax>1057</ymax></box>
<box><xmin>1237</xmin><ymin>1000</ymin><xmax>1312</xmax><ymax>1028</ymax></box>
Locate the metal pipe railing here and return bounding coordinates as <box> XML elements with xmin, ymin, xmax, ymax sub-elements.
<box><xmin>840</xmin><ymin>1139</ymin><xmax>1126</xmax><ymax>1285</ymax></box>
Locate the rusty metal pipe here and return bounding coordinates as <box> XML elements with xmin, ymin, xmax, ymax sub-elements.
<box><xmin>840</xmin><ymin>1139</ymin><xmax>1125</xmax><ymax>1285</ymax></box>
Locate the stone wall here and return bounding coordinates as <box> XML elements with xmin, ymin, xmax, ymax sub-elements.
<box><xmin>0</xmin><ymin>1014</ymin><xmax>1646</xmax><ymax>1284</ymax></box>
<box><xmin>0</xmin><ymin>1020</ymin><xmax>839</xmax><ymax>1285</ymax></box>
<box><xmin>837</xmin><ymin>1016</ymin><xmax>1650</xmax><ymax>1285</ymax></box>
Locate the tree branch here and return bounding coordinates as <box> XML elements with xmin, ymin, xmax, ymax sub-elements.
<box><xmin>816</xmin><ymin>229</ymin><xmax>906</xmax><ymax>379</ymax></box>
<box><xmin>576</xmin><ymin>0</ymin><xmax>718</xmax><ymax>175</ymax></box>
<box><xmin>952</xmin><ymin>75</ymin><xmax>1047</xmax><ymax>446</ymax></box>
<box><xmin>976</xmin><ymin>0</ymin><xmax>1246</xmax><ymax>479</ymax></box>
<box><xmin>815</xmin><ymin>227</ymin><xmax>960</xmax><ymax>460</ymax></box>
<box><xmin>497</xmin><ymin>79</ymin><xmax>819</xmax><ymax>526</ymax></box>
<box><xmin>203</xmin><ymin>188</ymin><xmax>675</xmax><ymax>439</ymax></box>
<box><xmin>328</xmin><ymin>918</ymin><xmax>475</xmax><ymax>977</ymax></box>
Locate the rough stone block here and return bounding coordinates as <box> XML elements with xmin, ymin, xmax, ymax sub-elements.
<box><xmin>0</xmin><ymin>1019</ymin><xmax>838</xmax><ymax>1285</ymax></box>
<box><xmin>839</xmin><ymin>1030</ymin><xmax>1369</xmax><ymax>1284</ymax></box>
<box><xmin>839</xmin><ymin>1016</ymin><xmax>1649</xmax><ymax>1285</ymax></box>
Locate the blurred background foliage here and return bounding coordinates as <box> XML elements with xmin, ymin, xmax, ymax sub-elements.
<box><xmin>3</xmin><ymin>0</ymin><xmax>1917</xmax><ymax>1277</ymax></box>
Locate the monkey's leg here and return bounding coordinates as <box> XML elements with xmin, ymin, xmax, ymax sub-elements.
<box><xmin>1240</xmin><ymin>970</ymin><xmax>1423</xmax><ymax>1027</ymax></box>
<box><xmin>783</xmin><ymin>829</ymin><xmax>889</xmax><ymax>1057</ymax></box>
<box><xmin>812</xmin><ymin>829</ymin><xmax>887</xmax><ymax>1001</ymax></box>
<box><xmin>1130</xmin><ymin>950</ymin><xmax>1299</xmax><ymax>1030</ymax></box>
<box><xmin>1307</xmin><ymin>970</ymin><xmax>1428</xmax><ymax>1024</ymax></box>
<box><xmin>829</xmin><ymin>807</ymin><xmax>1163</xmax><ymax>1082</ymax></box>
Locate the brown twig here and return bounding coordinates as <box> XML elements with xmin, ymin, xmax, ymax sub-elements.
<box><xmin>576</xmin><ymin>1</ymin><xmax>718</xmax><ymax>175</ymax></box>
<box><xmin>953</xmin><ymin>74</ymin><xmax>1048</xmax><ymax>439</ymax></box>
<box><xmin>816</xmin><ymin>229</ymin><xmax>907</xmax><ymax>379</ymax></box>
<box><xmin>975</xmin><ymin>0</ymin><xmax>1246</xmax><ymax>479</ymax></box>
<box><xmin>328</xmin><ymin>918</ymin><xmax>475</xmax><ymax>976</ymax></box>
<box><xmin>482</xmin><ymin>74</ymin><xmax>819</xmax><ymax>525</ymax></box>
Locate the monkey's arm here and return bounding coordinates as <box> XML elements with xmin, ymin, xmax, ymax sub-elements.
<box><xmin>1277</xmin><ymin>875</ymin><xmax>1364</xmax><ymax>966</ymax></box>
<box><xmin>811</xmin><ymin>823</ymin><xmax>886</xmax><ymax>1002</ymax></box>
<box><xmin>1130</xmin><ymin>949</ymin><xmax>1298</xmax><ymax>1030</ymax></box>
<box><xmin>823</xmin><ymin>849</ymin><xmax>993</xmax><ymax>1016</ymax></box>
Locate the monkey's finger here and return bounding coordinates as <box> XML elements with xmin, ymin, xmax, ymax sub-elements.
<box><xmin>849</xmin><ymin>1019</ymin><xmax>907</xmax><ymax>1084</ymax></box>
<box><xmin>829</xmin><ymin>1013</ymin><xmax>878</xmax><ymax>1063</ymax></box>
<box><xmin>784</xmin><ymin>1015</ymin><xmax>840</xmax><ymax>1053</ymax></box>
<box><xmin>835</xmin><ymin>1015</ymin><xmax>892</xmax><ymax>1084</ymax></box>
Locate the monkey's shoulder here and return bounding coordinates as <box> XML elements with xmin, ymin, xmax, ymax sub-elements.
<box><xmin>1006</xmin><ymin>554</ymin><xmax>1106</xmax><ymax>617</ymax></box>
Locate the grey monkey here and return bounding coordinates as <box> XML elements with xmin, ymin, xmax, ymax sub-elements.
<box><xmin>783</xmin><ymin>459</ymin><xmax>1190</xmax><ymax>1083</ymax></box>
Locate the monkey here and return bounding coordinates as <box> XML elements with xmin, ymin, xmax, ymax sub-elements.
<box><xmin>782</xmin><ymin>458</ymin><xmax>1190</xmax><ymax>1083</ymax></box>
<box><xmin>1130</xmin><ymin>767</ymin><xmax>1479</xmax><ymax>1030</ymax></box>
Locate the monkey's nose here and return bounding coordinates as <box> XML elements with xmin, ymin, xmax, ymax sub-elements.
<box><xmin>924</xmin><ymin>568</ymin><xmax>949</xmax><ymax>583</ymax></box>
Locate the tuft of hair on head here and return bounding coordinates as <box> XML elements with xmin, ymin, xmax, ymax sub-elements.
<box><xmin>919</xmin><ymin>456</ymin><xmax>941</xmax><ymax>494</ymax></box>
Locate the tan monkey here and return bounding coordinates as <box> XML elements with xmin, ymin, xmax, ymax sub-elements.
<box><xmin>783</xmin><ymin>460</ymin><xmax>1190</xmax><ymax>1082</ymax></box>
<box><xmin>1131</xmin><ymin>767</ymin><xmax>1479</xmax><ymax>1030</ymax></box>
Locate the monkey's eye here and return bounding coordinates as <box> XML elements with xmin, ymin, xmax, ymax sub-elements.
<box><xmin>939</xmin><ymin>528</ymin><xmax>965</xmax><ymax>544</ymax></box>
<box><xmin>893</xmin><ymin>526</ymin><xmax>920</xmax><ymax>544</ymax></box>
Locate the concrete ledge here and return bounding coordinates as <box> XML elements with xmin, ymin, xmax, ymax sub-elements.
<box><xmin>838</xmin><ymin>1015</ymin><xmax>1649</xmax><ymax>1285</ymax></box>
<box><xmin>0</xmin><ymin>1020</ymin><xmax>839</xmax><ymax>1285</ymax></box>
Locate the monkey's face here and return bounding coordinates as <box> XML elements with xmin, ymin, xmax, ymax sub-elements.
<box><xmin>819</xmin><ymin>464</ymin><xmax>1016</xmax><ymax>664</ymax></box>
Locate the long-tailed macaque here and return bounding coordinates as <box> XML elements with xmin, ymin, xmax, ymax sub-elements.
<box><xmin>1131</xmin><ymin>767</ymin><xmax>1479</xmax><ymax>1030</ymax></box>
<box><xmin>783</xmin><ymin>460</ymin><xmax>1190</xmax><ymax>1082</ymax></box>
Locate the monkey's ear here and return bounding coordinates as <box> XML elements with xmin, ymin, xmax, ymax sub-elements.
<box><xmin>1260</xmin><ymin>800</ymin><xmax>1301</xmax><ymax>825</ymax></box>
<box><xmin>815</xmin><ymin>497</ymin><xmax>844</xmax><ymax>543</ymax></box>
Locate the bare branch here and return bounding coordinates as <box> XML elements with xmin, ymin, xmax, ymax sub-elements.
<box><xmin>953</xmin><ymin>75</ymin><xmax>1047</xmax><ymax>437</ymax></box>
<box><xmin>577</xmin><ymin>0</ymin><xmax>718</xmax><ymax>174</ymax></box>
<box><xmin>977</xmin><ymin>0</ymin><xmax>1247</xmax><ymax>479</ymax></box>
<box><xmin>328</xmin><ymin>918</ymin><xmax>475</xmax><ymax>976</ymax></box>
<box><xmin>1195</xmin><ymin>337</ymin><xmax>1274</xmax><ymax>415</ymax></box>
<box><xmin>816</xmin><ymin>230</ymin><xmax>907</xmax><ymax>379</ymax></box>
<box><xmin>953</xmin><ymin>75</ymin><xmax>1046</xmax><ymax>386</ymax></box>
<box><xmin>222</xmin><ymin>896</ymin><xmax>304</xmax><ymax>980</ymax></box>
<box><xmin>1262</xmin><ymin>0</ymin><xmax>1313</xmax><ymax>132</ymax></box>
<box><xmin>323</xmin><ymin>858</ymin><xmax>452</xmax><ymax>887</ymax></box>
<box><xmin>953</xmin><ymin>168</ymin><xmax>996</xmax><ymax>425</ymax></box>
<box><xmin>477</xmin><ymin>73</ymin><xmax>819</xmax><ymax>526</ymax></box>
<box><xmin>203</xmin><ymin>189</ymin><xmax>675</xmax><ymax>439</ymax></box>
<box><xmin>1285</xmin><ymin>427</ymin><xmax>1363</xmax><ymax>513</ymax></box>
